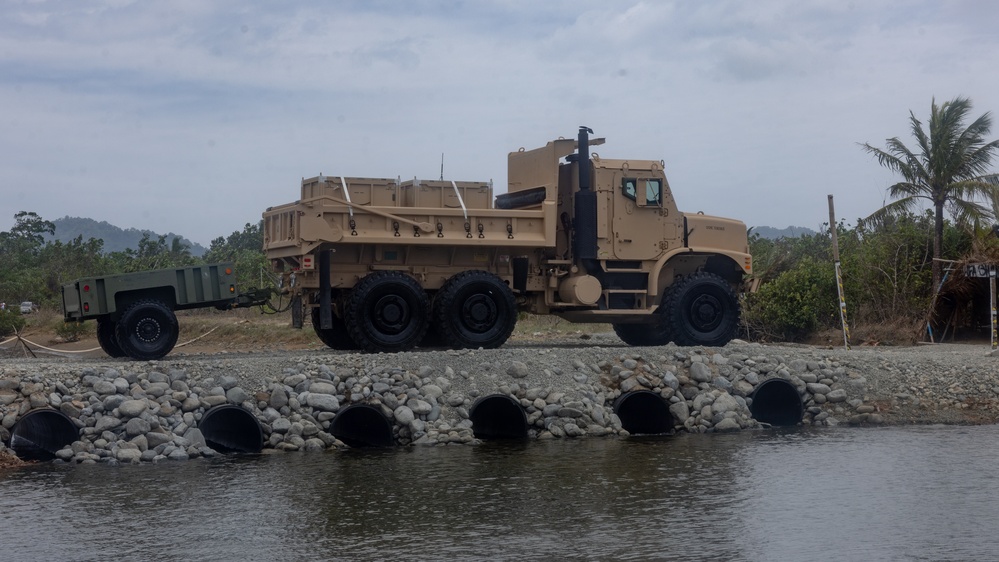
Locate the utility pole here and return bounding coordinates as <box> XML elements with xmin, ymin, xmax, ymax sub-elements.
<box><xmin>828</xmin><ymin>195</ymin><xmax>851</xmax><ymax>350</ymax></box>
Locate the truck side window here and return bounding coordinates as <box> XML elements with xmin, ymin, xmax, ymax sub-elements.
<box><xmin>644</xmin><ymin>179</ymin><xmax>662</xmax><ymax>206</ymax></box>
<box><xmin>622</xmin><ymin>178</ymin><xmax>637</xmax><ymax>201</ymax></box>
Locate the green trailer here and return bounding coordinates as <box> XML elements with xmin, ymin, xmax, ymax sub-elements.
<box><xmin>62</xmin><ymin>263</ymin><xmax>272</xmax><ymax>360</ymax></box>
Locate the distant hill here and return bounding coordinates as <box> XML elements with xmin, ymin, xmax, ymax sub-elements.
<box><xmin>44</xmin><ymin>216</ymin><xmax>207</xmax><ymax>257</ymax></box>
<box><xmin>750</xmin><ymin>225</ymin><xmax>818</xmax><ymax>240</ymax></box>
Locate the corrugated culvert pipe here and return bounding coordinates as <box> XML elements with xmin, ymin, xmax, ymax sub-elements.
<box><xmin>200</xmin><ymin>405</ymin><xmax>264</xmax><ymax>453</ymax></box>
<box><xmin>749</xmin><ymin>378</ymin><xmax>804</xmax><ymax>426</ymax></box>
<box><xmin>613</xmin><ymin>390</ymin><xmax>674</xmax><ymax>435</ymax></box>
<box><xmin>331</xmin><ymin>404</ymin><xmax>395</xmax><ymax>447</ymax></box>
<box><xmin>10</xmin><ymin>409</ymin><xmax>78</xmax><ymax>461</ymax></box>
<box><xmin>469</xmin><ymin>394</ymin><xmax>528</xmax><ymax>439</ymax></box>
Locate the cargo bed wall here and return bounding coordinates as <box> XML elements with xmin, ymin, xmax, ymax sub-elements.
<box><xmin>62</xmin><ymin>263</ymin><xmax>236</xmax><ymax>320</ymax></box>
<box><xmin>263</xmin><ymin>198</ymin><xmax>556</xmax><ymax>259</ymax></box>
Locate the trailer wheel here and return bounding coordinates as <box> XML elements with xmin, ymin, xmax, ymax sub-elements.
<box><xmin>115</xmin><ymin>300</ymin><xmax>179</xmax><ymax>360</ymax></box>
<box><xmin>345</xmin><ymin>271</ymin><xmax>430</xmax><ymax>353</ymax></box>
<box><xmin>96</xmin><ymin>317</ymin><xmax>127</xmax><ymax>358</ymax></box>
<box><xmin>663</xmin><ymin>272</ymin><xmax>740</xmax><ymax>347</ymax></box>
<box><xmin>311</xmin><ymin>305</ymin><xmax>358</xmax><ymax>350</ymax></box>
<box><xmin>434</xmin><ymin>271</ymin><xmax>517</xmax><ymax>349</ymax></box>
<box><xmin>612</xmin><ymin>319</ymin><xmax>671</xmax><ymax>347</ymax></box>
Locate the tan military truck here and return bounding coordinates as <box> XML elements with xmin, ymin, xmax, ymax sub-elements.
<box><xmin>263</xmin><ymin>127</ymin><xmax>751</xmax><ymax>353</ymax></box>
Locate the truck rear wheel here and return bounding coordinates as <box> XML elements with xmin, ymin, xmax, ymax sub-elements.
<box><xmin>96</xmin><ymin>317</ymin><xmax>127</xmax><ymax>358</ymax></box>
<box><xmin>115</xmin><ymin>300</ymin><xmax>179</xmax><ymax>360</ymax></box>
<box><xmin>663</xmin><ymin>272</ymin><xmax>740</xmax><ymax>347</ymax></box>
<box><xmin>434</xmin><ymin>271</ymin><xmax>516</xmax><ymax>349</ymax></box>
<box><xmin>311</xmin><ymin>305</ymin><xmax>357</xmax><ymax>350</ymax></box>
<box><xmin>344</xmin><ymin>271</ymin><xmax>430</xmax><ymax>353</ymax></box>
<box><xmin>613</xmin><ymin>319</ymin><xmax>670</xmax><ymax>347</ymax></box>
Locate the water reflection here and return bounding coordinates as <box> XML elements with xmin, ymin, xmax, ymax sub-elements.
<box><xmin>732</xmin><ymin>426</ymin><xmax>999</xmax><ymax>561</ymax></box>
<box><xmin>3</xmin><ymin>426</ymin><xmax>999</xmax><ymax>561</ymax></box>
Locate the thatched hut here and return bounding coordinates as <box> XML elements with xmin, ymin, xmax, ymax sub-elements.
<box><xmin>928</xmin><ymin>252</ymin><xmax>999</xmax><ymax>342</ymax></box>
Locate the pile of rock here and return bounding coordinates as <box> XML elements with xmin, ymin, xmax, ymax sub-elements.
<box><xmin>0</xmin><ymin>343</ymin><xmax>891</xmax><ymax>464</ymax></box>
<box><xmin>0</xmin><ymin>440</ymin><xmax>25</xmax><ymax>468</ymax></box>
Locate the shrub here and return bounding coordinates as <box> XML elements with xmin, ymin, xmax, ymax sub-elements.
<box><xmin>54</xmin><ymin>320</ymin><xmax>90</xmax><ymax>343</ymax></box>
<box><xmin>743</xmin><ymin>257</ymin><xmax>838</xmax><ymax>342</ymax></box>
<box><xmin>0</xmin><ymin>309</ymin><xmax>26</xmax><ymax>338</ymax></box>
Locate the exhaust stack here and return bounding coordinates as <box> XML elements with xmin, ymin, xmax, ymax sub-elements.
<box><xmin>573</xmin><ymin>126</ymin><xmax>598</xmax><ymax>261</ymax></box>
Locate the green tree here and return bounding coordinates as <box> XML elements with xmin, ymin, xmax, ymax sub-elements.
<box><xmin>115</xmin><ymin>233</ymin><xmax>197</xmax><ymax>271</ymax></box>
<box><xmin>0</xmin><ymin>211</ymin><xmax>54</xmax><ymax>260</ymax></box>
<box><xmin>0</xmin><ymin>211</ymin><xmax>55</xmax><ymax>304</ymax></box>
<box><xmin>206</xmin><ymin>222</ymin><xmax>264</xmax><ymax>256</ymax></box>
<box><xmin>841</xmin><ymin>212</ymin><xmax>938</xmax><ymax>323</ymax></box>
<box><xmin>204</xmin><ymin>222</ymin><xmax>268</xmax><ymax>290</ymax></box>
<box><xmin>861</xmin><ymin>96</ymin><xmax>999</xmax><ymax>287</ymax></box>
<box><xmin>37</xmin><ymin>236</ymin><xmax>110</xmax><ymax>297</ymax></box>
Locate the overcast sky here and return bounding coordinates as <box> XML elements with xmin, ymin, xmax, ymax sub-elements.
<box><xmin>3</xmin><ymin>0</ymin><xmax>998</xmax><ymax>246</ymax></box>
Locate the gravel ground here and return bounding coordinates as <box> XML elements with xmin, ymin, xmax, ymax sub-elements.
<box><xmin>4</xmin><ymin>331</ymin><xmax>999</xmax><ymax>466</ymax></box>
<box><xmin>4</xmin><ymin>332</ymin><xmax>999</xmax><ymax>427</ymax></box>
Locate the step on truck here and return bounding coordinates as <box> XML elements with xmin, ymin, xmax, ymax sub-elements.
<box><xmin>62</xmin><ymin>263</ymin><xmax>273</xmax><ymax>360</ymax></box>
<box><xmin>263</xmin><ymin>126</ymin><xmax>752</xmax><ymax>353</ymax></box>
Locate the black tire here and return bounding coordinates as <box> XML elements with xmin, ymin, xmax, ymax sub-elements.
<box><xmin>344</xmin><ymin>271</ymin><xmax>430</xmax><ymax>353</ymax></box>
<box><xmin>310</xmin><ymin>304</ymin><xmax>357</xmax><ymax>350</ymax></box>
<box><xmin>433</xmin><ymin>270</ymin><xmax>517</xmax><ymax>349</ymax></box>
<box><xmin>96</xmin><ymin>317</ymin><xmax>126</xmax><ymax>358</ymax></box>
<box><xmin>662</xmin><ymin>272</ymin><xmax>740</xmax><ymax>347</ymax></box>
<box><xmin>613</xmin><ymin>318</ymin><xmax>671</xmax><ymax>347</ymax></box>
<box><xmin>114</xmin><ymin>300</ymin><xmax>179</xmax><ymax>360</ymax></box>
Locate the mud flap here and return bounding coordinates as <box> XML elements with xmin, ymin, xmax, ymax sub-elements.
<box><xmin>291</xmin><ymin>294</ymin><xmax>304</xmax><ymax>329</ymax></box>
<box><xmin>319</xmin><ymin>248</ymin><xmax>332</xmax><ymax>330</ymax></box>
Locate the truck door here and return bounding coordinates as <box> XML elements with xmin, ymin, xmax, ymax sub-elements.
<box><xmin>612</xmin><ymin>174</ymin><xmax>671</xmax><ymax>260</ymax></box>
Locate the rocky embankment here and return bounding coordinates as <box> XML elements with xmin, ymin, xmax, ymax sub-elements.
<box><xmin>2</xmin><ymin>335</ymin><xmax>999</xmax><ymax>465</ymax></box>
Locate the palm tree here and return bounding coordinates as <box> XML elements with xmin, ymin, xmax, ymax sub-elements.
<box><xmin>861</xmin><ymin>96</ymin><xmax>999</xmax><ymax>287</ymax></box>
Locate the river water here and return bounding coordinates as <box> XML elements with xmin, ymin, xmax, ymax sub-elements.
<box><xmin>3</xmin><ymin>424</ymin><xmax>999</xmax><ymax>561</ymax></box>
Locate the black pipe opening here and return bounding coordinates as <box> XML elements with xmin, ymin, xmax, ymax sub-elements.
<box><xmin>750</xmin><ymin>379</ymin><xmax>804</xmax><ymax>426</ymax></box>
<box><xmin>613</xmin><ymin>390</ymin><xmax>674</xmax><ymax>435</ymax></box>
<box><xmin>331</xmin><ymin>404</ymin><xmax>395</xmax><ymax>448</ymax></box>
<box><xmin>10</xmin><ymin>409</ymin><xmax>79</xmax><ymax>461</ymax></box>
<box><xmin>200</xmin><ymin>405</ymin><xmax>264</xmax><ymax>453</ymax></box>
<box><xmin>469</xmin><ymin>394</ymin><xmax>528</xmax><ymax>440</ymax></box>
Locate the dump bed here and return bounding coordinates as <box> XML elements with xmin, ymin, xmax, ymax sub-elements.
<box><xmin>62</xmin><ymin>263</ymin><xmax>238</xmax><ymax>321</ymax></box>
<box><xmin>263</xmin><ymin>175</ymin><xmax>553</xmax><ymax>263</ymax></box>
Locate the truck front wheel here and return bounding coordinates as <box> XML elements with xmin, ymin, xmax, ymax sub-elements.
<box><xmin>434</xmin><ymin>271</ymin><xmax>516</xmax><ymax>349</ymax></box>
<box><xmin>345</xmin><ymin>271</ymin><xmax>430</xmax><ymax>353</ymax></box>
<box><xmin>96</xmin><ymin>317</ymin><xmax>127</xmax><ymax>358</ymax></box>
<box><xmin>663</xmin><ymin>272</ymin><xmax>740</xmax><ymax>347</ymax></box>
<box><xmin>115</xmin><ymin>300</ymin><xmax>180</xmax><ymax>360</ymax></box>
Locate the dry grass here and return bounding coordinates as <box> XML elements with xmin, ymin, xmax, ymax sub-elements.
<box><xmin>511</xmin><ymin>313</ymin><xmax>612</xmax><ymax>341</ymax></box>
<box><xmin>11</xmin><ymin>306</ymin><xmax>609</xmax><ymax>352</ymax></box>
<box><xmin>805</xmin><ymin>318</ymin><xmax>924</xmax><ymax>347</ymax></box>
<box><xmin>174</xmin><ymin>308</ymin><xmax>319</xmax><ymax>348</ymax></box>
<box><xmin>15</xmin><ymin>304</ymin><xmax>936</xmax><ymax>351</ymax></box>
<box><xmin>176</xmin><ymin>309</ymin><xmax>613</xmax><ymax>347</ymax></box>
<box><xmin>17</xmin><ymin>308</ymin><xmax>92</xmax><ymax>339</ymax></box>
